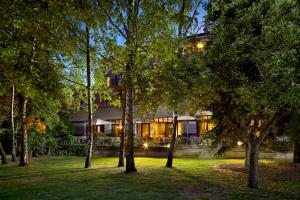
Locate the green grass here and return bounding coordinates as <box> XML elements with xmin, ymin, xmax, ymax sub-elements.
<box><xmin>0</xmin><ymin>157</ymin><xmax>299</xmax><ymax>200</ymax></box>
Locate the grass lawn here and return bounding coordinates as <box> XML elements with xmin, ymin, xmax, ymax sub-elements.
<box><xmin>0</xmin><ymin>156</ymin><xmax>299</xmax><ymax>200</ymax></box>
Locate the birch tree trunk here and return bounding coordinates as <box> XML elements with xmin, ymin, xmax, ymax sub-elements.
<box><xmin>166</xmin><ymin>113</ymin><xmax>177</xmax><ymax>168</ymax></box>
<box><xmin>125</xmin><ymin>88</ymin><xmax>136</xmax><ymax>172</ymax></box>
<box><xmin>124</xmin><ymin>0</ymin><xmax>137</xmax><ymax>173</ymax></box>
<box><xmin>11</xmin><ymin>83</ymin><xmax>17</xmax><ymax>162</ymax></box>
<box><xmin>85</xmin><ymin>24</ymin><xmax>93</xmax><ymax>168</ymax></box>
<box><xmin>19</xmin><ymin>95</ymin><xmax>28</xmax><ymax>166</ymax></box>
<box><xmin>118</xmin><ymin>91</ymin><xmax>126</xmax><ymax>167</ymax></box>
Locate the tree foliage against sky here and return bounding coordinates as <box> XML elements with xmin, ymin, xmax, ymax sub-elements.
<box><xmin>200</xmin><ymin>0</ymin><xmax>300</xmax><ymax>188</ymax></box>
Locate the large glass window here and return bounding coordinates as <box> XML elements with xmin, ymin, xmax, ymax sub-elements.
<box><xmin>112</xmin><ymin>120</ymin><xmax>122</xmax><ymax>137</ymax></box>
<box><xmin>165</xmin><ymin>123</ymin><xmax>173</xmax><ymax>138</ymax></box>
<box><xmin>182</xmin><ymin>121</ymin><xmax>198</xmax><ymax>137</ymax></box>
<box><xmin>141</xmin><ymin>123</ymin><xmax>150</xmax><ymax>141</ymax></box>
<box><xmin>188</xmin><ymin>121</ymin><xmax>198</xmax><ymax>137</ymax></box>
<box><xmin>150</xmin><ymin>123</ymin><xmax>165</xmax><ymax>143</ymax></box>
<box><xmin>92</xmin><ymin>125</ymin><xmax>104</xmax><ymax>137</ymax></box>
<box><xmin>177</xmin><ymin>121</ymin><xmax>183</xmax><ymax>136</ymax></box>
<box><xmin>198</xmin><ymin>116</ymin><xmax>214</xmax><ymax>136</ymax></box>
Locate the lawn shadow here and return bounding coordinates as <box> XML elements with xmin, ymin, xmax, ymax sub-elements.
<box><xmin>167</xmin><ymin>166</ymin><xmax>227</xmax><ymax>200</ymax></box>
<box><xmin>0</xmin><ymin>165</ymin><xmax>118</xmax><ymax>182</ymax></box>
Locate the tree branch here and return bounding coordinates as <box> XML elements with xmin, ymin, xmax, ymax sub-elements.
<box><xmin>183</xmin><ymin>0</ymin><xmax>202</xmax><ymax>35</ymax></box>
<box><xmin>97</xmin><ymin>1</ymin><xmax>127</xmax><ymax>39</ymax></box>
<box><xmin>63</xmin><ymin>77</ymin><xmax>87</xmax><ymax>88</ymax></box>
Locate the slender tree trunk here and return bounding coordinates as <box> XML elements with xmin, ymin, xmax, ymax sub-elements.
<box><xmin>125</xmin><ymin>89</ymin><xmax>136</xmax><ymax>172</ymax></box>
<box><xmin>11</xmin><ymin>83</ymin><xmax>17</xmax><ymax>162</ymax></box>
<box><xmin>124</xmin><ymin>0</ymin><xmax>137</xmax><ymax>173</ymax></box>
<box><xmin>32</xmin><ymin>148</ymin><xmax>38</xmax><ymax>157</ymax></box>
<box><xmin>166</xmin><ymin>113</ymin><xmax>178</xmax><ymax>168</ymax></box>
<box><xmin>245</xmin><ymin>141</ymin><xmax>250</xmax><ymax>168</ymax></box>
<box><xmin>16</xmin><ymin>121</ymin><xmax>20</xmax><ymax>157</ymax></box>
<box><xmin>118</xmin><ymin>91</ymin><xmax>126</xmax><ymax>167</ymax></box>
<box><xmin>85</xmin><ymin>25</ymin><xmax>93</xmax><ymax>168</ymax></box>
<box><xmin>248</xmin><ymin>142</ymin><xmax>259</xmax><ymax>188</ymax></box>
<box><xmin>19</xmin><ymin>95</ymin><xmax>28</xmax><ymax>166</ymax></box>
<box><xmin>293</xmin><ymin>138</ymin><xmax>300</xmax><ymax>165</ymax></box>
<box><xmin>0</xmin><ymin>142</ymin><xmax>7</xmax><ymax>164</ymax></box>
<box><xmin>165</xmin><ymin>0</ymin><xmax>185</xmax><ymax>168</ymax></box>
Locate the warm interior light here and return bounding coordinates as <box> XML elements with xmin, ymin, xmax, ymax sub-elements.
<box><xmin>237</xmin><ymin>141</ymin><xmax>243</xmax><ymax>146</ymax></box>
<box><xmin>143</xmin><ymin>143</ymin><xmax>148</xmax><ymax>149</ymax></box>
<box><xmin>196</xmin><ymin>41</ymin><xmax>205</xmax><ymax>49</ymax></box>
<box><xmin>166</xmin><ymin>144</ymin><xmax>171</xmax><ymax>148</ymax></box>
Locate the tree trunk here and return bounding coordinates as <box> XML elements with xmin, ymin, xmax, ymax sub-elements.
<box><xmin>85</xmin><ymin>25</ymin><xmax>93</xmax><ymax>168</ymax></box>
<box><xmin>248</xmin><ymin>142</ymin><xmax>259</xmax><ymax>188</ymax></box>
<box><xmin>124</xmin><ymin>0</ymin><xmax>137</xmax><ymax>173</ymax></box>
<box><xmin>125</xmin><ymin>89</ymin><xmax>136</xmax><ymax>172</ymax></box>
<box><xmin>11</xmin><ymin>83</ymin><xmax>17</xmax><ymax>162</ymax></box>
<box><xmin>118</xmin><ymin>91</ymin><xmax>126</xmax><ymax>167</ymax></box>
<box><xmin>166</xmin><ymin>113</ymin><xmax>177</xmax><ymax>168</ymax></box>
<box><xmin>0</xmin><ymin>142</ymin><xmax>7</xmax><ymax>164</ymax></box>
<box><xmin>293</xmin><ymin>138</ymin><xmax>300</xmax><ymax>164</ymax></box>
<box><xmin>19</xmin><ymin>95</ymin><xmax>28</xmax><ymax>166</ymax></box>
<box><xmin>245</xmin><ymin>141</ymin><xmax>250</xmax><ymax>168</ymax></box>
<box><xmin>32</xmin><ymin>146</ymin><xmax>39</xmax><ymax>157</ymax></box>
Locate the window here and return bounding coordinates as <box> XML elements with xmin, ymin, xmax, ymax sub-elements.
<box><xmin>141</xmin><ymin>123</ymin><xmax>150</xmax><ymax>141</ymax></box>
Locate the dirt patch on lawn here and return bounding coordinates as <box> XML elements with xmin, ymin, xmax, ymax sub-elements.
<box><xmin>182</xmin><ymin>186</ymin><xmax>226</xmax><ymax>200</ymax></box>
<box><xmin>215</xmin><ymin>163</ymin><xmax>300</xmax><ymax>181</ymax></box>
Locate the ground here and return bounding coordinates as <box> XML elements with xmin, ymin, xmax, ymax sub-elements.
<box><xmin>0</xmin><ymin>157</ymin><xmax>299</xmax><ymax>200</ymax></box>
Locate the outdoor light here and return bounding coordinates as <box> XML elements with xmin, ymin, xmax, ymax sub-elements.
<box><xmin>143</xmin><ymin>143</ymin><xmax>148</xmax><ymax>149</ymax></box>
<box><xmin>237</xmin><ymin>141</ymin><xmax>243</xmax><ymax>146</ymax></box>
<box><xmin>166</xmin><ymin>144</ymin><xmax>171</xmax><ymax>148</ymax></box>
<box><xmin>196</xmin><ymin>41</ymin><xmax>205</xmax><ymax>49</ymax></box>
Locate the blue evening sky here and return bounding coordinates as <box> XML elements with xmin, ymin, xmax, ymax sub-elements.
<box><xmin>116</xmin><ymin>3</ymin><xmax>207</xmax><ymax>46</ymax></box>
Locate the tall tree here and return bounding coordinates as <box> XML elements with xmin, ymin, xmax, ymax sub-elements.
<box><xmin>130</xmin><ymin>0</ymin><xmax>203</xmax><ymax>168</ymax></box>
<box><xmin>11</xmin><ymin>83</ymin><xmax>16</xmax><ymax>162</ymax></box>
<box><xmin>0</xmin><ymin>142</ymin><xmax>7</xmax><ymax>165</ymax></box>
<box><xmin>118</xmin><ymin>91</ymin><xmax>126</xmax><ymax>167</ymax></box>
<box><xmin>0</xmin><ymin>0</ymin><xmax>67</xmax><ymax>166</ymax></box>
<box><xmin>19</xmin><ymin>95</ymin><xmax>28</xmax><ymax>166</ymax></box>
<box><xmin>57</xmin><ymin>0</ymin><xmax>112</xmax><ymax>168</ymax></box>
<box><xmin>99</xmin><ymin>0</ymin><xmax>202</xmax><ymax>171</ymax></box>
<box><xmin>202</xmin><ymin>0</ymin><xmax>300</xmax><ymax>188</ymax></box>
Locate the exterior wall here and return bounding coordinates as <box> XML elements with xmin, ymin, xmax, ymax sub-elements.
<box><xmin>90</xmin><ymin>146</ymin><xmax>293</xmax><ymax>160</ymax></box>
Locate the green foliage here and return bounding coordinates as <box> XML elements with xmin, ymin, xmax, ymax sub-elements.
<box><xmin>195</xmin><ymin>0</ymin><xmax>300</xmax><ymax>148</ymax></box>
<box><xmin>136</xmin><ymin>1</ymin><xmax>207</xmax><ymax>115</ymax></box>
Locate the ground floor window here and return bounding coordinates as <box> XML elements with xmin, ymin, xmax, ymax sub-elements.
<box><xmin>92</xmin><ymin>119</ymin><xmax>122</xmax><ymax>137</ymax></box>
<box><xmin>137</xmin><ymin>116</ymin><xmax>214</xmax><ymax>144</ymax></box>
<box><xmin>111</xmin><ymin>120</ymin><xmax>122</xmax><ymax>137</ymax></box>
<box><xmin>93</xmin><ymin>125</ymin><xmax>104</xmax><ymax>137</ymax></box>
<box><xmin>137</xmin><ymin>122</ymin><xmax>171</xmax><ymax>144</ymax></box>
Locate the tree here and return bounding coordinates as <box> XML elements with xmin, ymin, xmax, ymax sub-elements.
<box><xmin>0</xmin><ymin>0</ymin><xmax>67</xmax><ymax>166</ymax></box>
<box><xmin>133</xmin><ymin>0</ymin><xmax>204</xmax><ymax>168</ymax></box>
<box><xmin>99</xmin><ymin>0</ymin><xmax>181</xmax><ymax>172</ymax></box>
<box><xmin>0</xmin><ymin>142</ymin><xmax>7</xmax><ymax>165</ymax></box>
<box><xmin>11</xmin><ymin>83</ymin><xmax>16</xmax><ymax>162</ymax></box>
<box><xmin>56</xmin><ymin>0</ymin><xmax>110</xmax><ymax>168</ymax></box>
<box><xmin>203</xmin><ymin>0</ymin><xmax>300</xmax><ymax>188</ymax></box>
<box><xmin>118</xmin><ymin>91</ymin><xmax>126</xmax><ymax>167</ymax></box>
